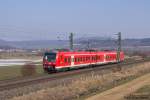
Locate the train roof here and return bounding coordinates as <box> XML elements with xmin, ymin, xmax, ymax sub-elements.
<box><xmin>44</xmin><ymin>49</ymin><xmax>124</xmax><ymax>55</ymax></box>
<box><xmin>49</xmin><ymin>51</ymin><xmax>119</xmax><ymax>54</ymax></box>
<box><xmin>59</xmin><ymin>51</ymin><xmax>117</xmax><ymax>53</ymax></box>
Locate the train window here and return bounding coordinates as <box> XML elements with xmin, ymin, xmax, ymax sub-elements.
<box><xmin>78</xmin><ymin>58</ymin><xmax>80</xmax><ymax>62</ymax></box>
<box><xmin>44</xmin><ymin>53</ymin><xmax>56</xmax><ymax>62</ymax></box>
<box><xmin>64</xmin><ymin>58</ymin><xmax>67</xmax><ymax>63</ymax></box>
<box><xmin>106</xmin><ymin>56</ymin><xmax>108</xmax><ymax>59</ymax></box>
<box><xmin>75</xmin><ymin>58</ymin><xmax>77</xmax><ymax>62</ymax></box>
<box><xmin>95</xmin><ymin>56</ymin><xmax>97</xmax><ymax>60</ymax></box>
<box><xmin>68</xmin><ymin>58</ymin><xmax>71</xmax><ymax>63</ymax></box>
<box><xmin>106</xmin><ymin>55</ymin><xmax>110</xmax><ymax>60</ymax></box>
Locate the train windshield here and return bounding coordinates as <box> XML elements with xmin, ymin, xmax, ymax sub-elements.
<box><xmin>44</xmin><ymin>53</ymin><xmax>56</xmax><ymax>62</ymax></box>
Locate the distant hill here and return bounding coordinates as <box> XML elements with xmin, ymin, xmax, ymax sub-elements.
<box><xmin>76</xmin><ymin>38</ymin><xmax>150</xmax><ymax>50</ymax></box>
<box><xmin>0</xmin><ymin>39</ymin><xmax>9</xmax><ymax>45</ymax></box>
<box><xmin>0</xmin><ymin>39</ymin><xmax>15</xmax><ymax>49</ymax></box>
<box><xmin>10</xmin><ymin>40</ymin><xmax>68</xmax><ymax>49</ymax></box>
<box><xmin>0</xmin><ymin>38</ymin><xmax>150</xmax><ymax>49</ymax></box>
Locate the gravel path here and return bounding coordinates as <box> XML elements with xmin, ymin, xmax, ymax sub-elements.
<box><xmin>86</xmin><ymin>73</ymin><xmax>150</xmax><ymax>100</ymax></box>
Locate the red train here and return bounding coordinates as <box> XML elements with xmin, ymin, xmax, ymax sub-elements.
<box><xmin>43</xmin><ymin>51</ymin><xmax>124</xmax><ymax>72</ymax></box>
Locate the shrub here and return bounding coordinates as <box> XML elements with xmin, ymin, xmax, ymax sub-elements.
<box><xmin>21</xmin><ymin>63</ymin><xmax>36</xmax><ymax>77</ymax></box>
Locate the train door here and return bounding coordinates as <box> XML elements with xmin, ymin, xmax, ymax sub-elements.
<box><xmin>71</xmin><ymin>55</ymin><xmax>74</xmax><ymax>66</ymax></box>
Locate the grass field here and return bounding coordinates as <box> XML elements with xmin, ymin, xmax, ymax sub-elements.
<box><xmin>0</xmin><ymin>63</ymin><xmax>44</xmax><ymax>80</ymax></box>
<box><xmin>136</xmin><ymin>85</ymin><xmax>150</xmax><ymax>93</ymax></box>
<box><xmin>125</xmin><ymin>85</ymin><xmax>150</xmax><ymax>100</ymax></box>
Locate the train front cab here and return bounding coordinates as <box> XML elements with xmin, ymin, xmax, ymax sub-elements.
<box><xmin>43</xmin><ymin>52</ymin><xmax>57</xmax><ymax>72</ymax></box>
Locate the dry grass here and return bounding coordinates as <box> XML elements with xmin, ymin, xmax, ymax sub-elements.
<box><xmin>11</xmin><ymin>62</ymin><xmax>150</xmax><ymax>100</ymax></box>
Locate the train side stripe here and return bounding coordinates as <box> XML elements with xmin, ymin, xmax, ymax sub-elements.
<box><xmin>55</xmin><ymin>60</ymin><xmax>116</xmax><ymax>69</ymax></box>
<box><xmin>64</xmin><ymin>53</ymin><xmax>117</xmax><ymax>56</ymax></box>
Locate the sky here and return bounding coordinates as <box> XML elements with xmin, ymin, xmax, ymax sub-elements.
<box><xmin>0</xmin><ymin>0</ymin><xmax>150</xmax><ymax>41</ymax></box>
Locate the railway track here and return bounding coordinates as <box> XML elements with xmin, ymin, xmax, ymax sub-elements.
<box><xmin>0</xmin><ymin>58</ymin><xmax>150</xmax><ymax>91</ymax></box>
